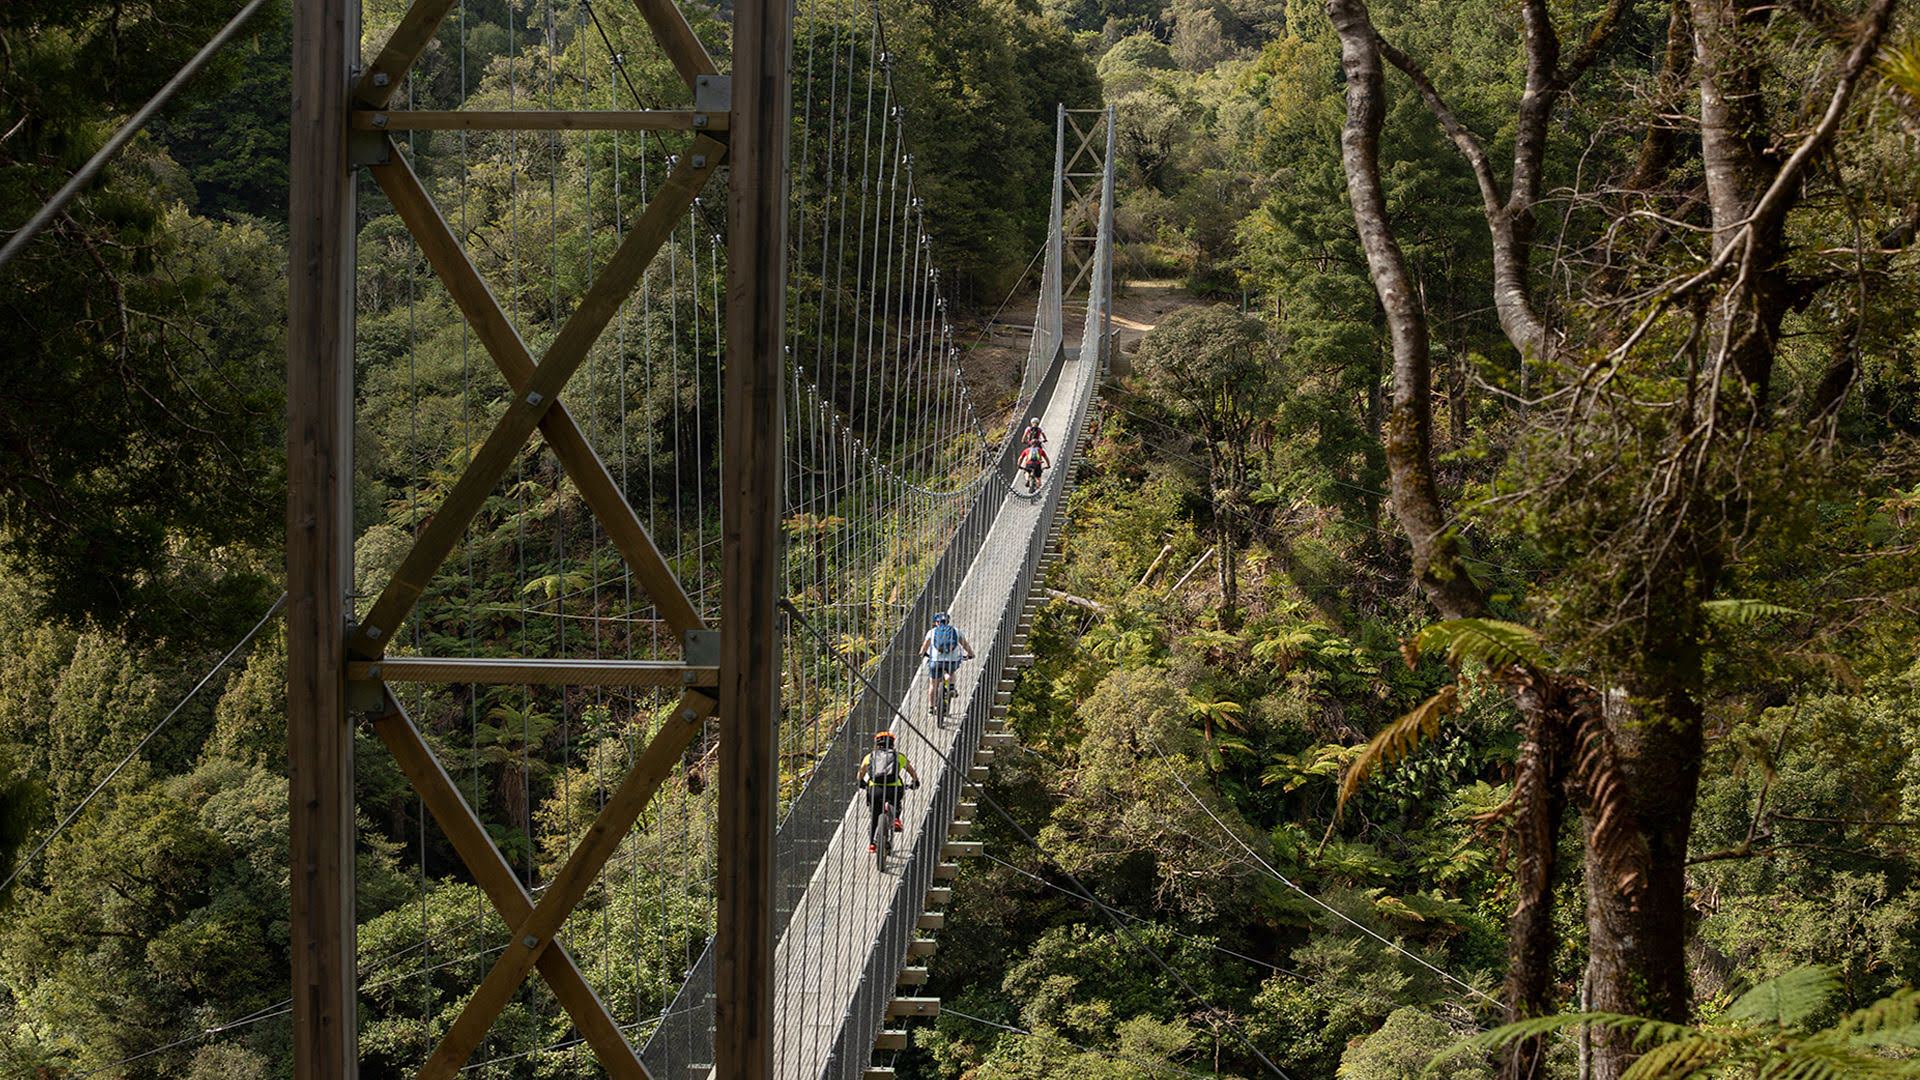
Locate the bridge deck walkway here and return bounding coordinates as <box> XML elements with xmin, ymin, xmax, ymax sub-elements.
<box><xmin>769</xmin><ymin>343</ymin><xmax>1097</xmax><ymax>1079</ymax></box>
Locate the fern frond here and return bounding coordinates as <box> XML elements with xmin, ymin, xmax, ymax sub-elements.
<box><xmin>1454</xmin><ymin>1012</ymin><xmax>1668</xmax><ymax>1054</ymax></box>
<box><xmin>1410</xmin><ymin>618</ymin><xmax>1549</xmax><ymax>672</ymax></box>
<box><xmin>1701</xmin><ymin>598</ymin><xmax>1809</xmax><ymax>625</ymax></box>
<box><xmin>1338</xmin><ymin>685</ymin><xmax>1458</xmax><ymax>812</ymax></box>
<box><xmin>1620</xmin><ymin>1034</ymin><xmax>1736</xmax><ymax>1079</ymax></box>
<box><xmin>1828</xmin><ymin>986</ymin><xmax>1920</xmax><ymax>1042</ymax></box>
<box><xmin>1728</xmin><ymin>966</ymin><xmax>1840</xmax><ymax>1029</ymax></box>
<box><xmin>1754</xmin><ymin>1039</ymin><xmax>1920</xmax><ymax>1080</ymax></box>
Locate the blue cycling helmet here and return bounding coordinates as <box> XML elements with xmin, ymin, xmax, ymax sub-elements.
<box><xmin>932</xmin><ymin>612</ymin><xmax>950</xmax><ymax>625</ymax></box>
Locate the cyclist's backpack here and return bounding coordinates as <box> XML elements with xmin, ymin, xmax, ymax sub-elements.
<box><xmin>932</xmin><ymin>624</ymin><xmax>959</xmax><ymax>652</ymax></box>
<box><xmin>870</xmin><ymin>750</ymin><xmax>899</xmax><ymax>784</ymax></box>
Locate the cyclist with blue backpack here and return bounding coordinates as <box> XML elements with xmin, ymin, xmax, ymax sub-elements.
<box><xmin>920</xmin><ymin>611</ymin><xmax>975</xmax><ymax>714</ymax></box>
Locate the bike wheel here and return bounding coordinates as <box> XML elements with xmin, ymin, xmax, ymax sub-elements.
<box><xmin>872</xmin><ymin>806</ymin><xmax>889</xmax><ymax>871</ymax></box>
<box><xmin>935</xmin><ymin>677</ymin><xmax>948</xmax><ymax>722</ymax></box>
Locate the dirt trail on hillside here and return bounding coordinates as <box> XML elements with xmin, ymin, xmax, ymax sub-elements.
<box><xmin>961</xmin><ymin>278</ymin><xmax>1200</xmax><ymax>424</ymax></box>
<box><xmin>1106</xmin><ymin>279</ymin><xmax>1199</xmax><ymax>372</ymax></box>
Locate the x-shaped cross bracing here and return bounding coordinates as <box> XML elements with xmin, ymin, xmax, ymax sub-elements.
<box><xmin>1062</xmin><ymin>109</ymin><xmax>1110</xmax><ymax>298</ymax></box>
<box><xmin>347</xmin><ymin>2</ymin><xmax>729</xmax><ymax>1074</ymax></box>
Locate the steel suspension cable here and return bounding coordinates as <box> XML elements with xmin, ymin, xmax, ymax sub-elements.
<box><xmin>0</xmin><ymin>0</ymin><xmax>274</xmax><ymax>271</ymax></box>
<box><xmin>0</xmin><ymin>591</ymin><xmax>287</xmax><ymax>898</ymax></box>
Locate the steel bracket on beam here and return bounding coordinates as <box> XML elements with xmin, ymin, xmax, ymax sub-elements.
<box><xmin>684</xmin><ymin>628</ymin><xmax>721</xmax><ymax>667</ymax></box>
<box><xmin>695</xmin><ymin>73</ymin><xmax>732</xmax><ymax>113</ymax></box>
<box><xmin>348</xmin><ymin>129</ymin><xmax>393</xmax><ymax>167</ymax></box>
<box><xmin>347</xmin><ymin>675</ymin><xmax>387</xmax><ymax>713</ymax></box>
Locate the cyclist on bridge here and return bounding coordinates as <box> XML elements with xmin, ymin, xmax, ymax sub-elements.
<box><xmin>1022</xmin><ymin>416</ymin><xmax>1047</xmax><ymax>448</ymax></box>
<box><xmin>920</xmin><ymin>611</ymin><xmax>975</xmax><ymax>713</ymax></box>
<box><xmin>1018</xmin><ymin>441</ymin><xmax>1050</xmax><ymax>493</ymax></box>
<box><xmin>858</xmin><ymin>731</ymin><xmax>920</xmax><ymax>851</ymax></box>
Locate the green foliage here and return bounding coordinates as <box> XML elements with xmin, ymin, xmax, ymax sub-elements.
<box><xmin>1341</xmin><ymin>1006</ymin><xmax>1491</xmax><ymax>1080</ymax></box>
<box><xmin>3</xmin><ymin>0</ymin><xmax>287</xmax><ymax>627</ymax></box>
<box><xmin>0</xmin><ymin>760</ymin><xmax>295</xmax><ymax>1072</ymax></box>
<box><xmin>1452</xmin><ymin>967</ymin><xmax>1920</xmax><ymax>1080</ymax></box>
<box><xmin>1039</xmin><ymin>666</ymin><xmax>1267</xmax><ymax>919</ymax></box>
<box><xmin>1699</xmin><ymin>598</ymin><xmax>1811</xmax><ymax>626</ymax></box>
<box><xmin>1408</xmin><ymin>619</ymin><xmax>1548</xmax><ymax>673</ymax></box>
<box><xmin>1339</xmin><ymin>685</ymin><xmax>1456</xmax><ymax>811</ymax></box>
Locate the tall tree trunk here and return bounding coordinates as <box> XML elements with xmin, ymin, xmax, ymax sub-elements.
<box><xmin>1217</xmin><ymin>518</ymin><xmax>1239</xmax><ymax>626</ymax></box>
<box><xmin>1584</xmin><ymin>665</ymin><xmax>1703</xmax><ymax>1079</ymax></box>
<box><xmin>1503</xmin><ymin>674</ymin><xmax>1593</xmax><ymax>1074</ymax></box>
<box><xmin>1329</xmin><ymin>0</ymin><xmax>1487</xmax><ymax>623</ymax></box>
<box><xmin>1328</xmin><ymin>6</ymin><xmax>1571</xmax><ymax>1076</ymax></box>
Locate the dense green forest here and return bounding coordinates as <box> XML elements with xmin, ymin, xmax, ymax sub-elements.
<box><xmin>905</xmin><ymin>0</ymin><xmax>1920</xmax><ymax>1077</ymax></box>
<box><xmin>5</xmin><ymin>0</ymin><xmax>1920</xmax><ymax>1075</ymax></box>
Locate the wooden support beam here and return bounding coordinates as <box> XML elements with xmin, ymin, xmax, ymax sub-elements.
<box><xmin>288</xmin><ymin>0</ymin><xmax>358</xmax><ymax>1072</ymax></box>
<box><xmin>369</xmin><ymin>693</ymin><xmax>646</xmax><ymax>1075</ymax></box>
<box><xmin>354</xmin><ymin>109</ymin><xmax>727</xmax><ymax>131</ymax></box>
<box><xmin>908</xmin><ymin>937</ymin><xmax>940</xmax><ymax>956</ymax></box>
<box><xmin>633</xmin><ymin>0</ymin><xmax>718</xmax><ymax>88</ymax></box>
<box><xmin>874</xmin><ymin>1030</ymin><xmax>909</xmax><ymax>1051</ymax></box>
<box><xmin>716</xmin><ymin>0</ymin><xmax>787</xmax><ymax>1068</ymax></box>
<box><xmin>417</xmin><ymin>686</ymin><xmax>714</xmax><ymax>1076</ymax></box>
<box><xmin>351</xmin><ymin>137</ymin><xmax>724</xmax><ymax>656</ymax></box>
<box><xmin>887</xmin><ymin>998</ymin><xmax>941</xmax><ymax>1019</ymax></box>
<box><xmin>916</xmin><ymin>912</ymin><xmax>946</xmax><ymax>931</ymax></box>
<box><xmin>355</xmin><ymin>0</ymin><xmax>456</xmax><ymax>108</ymax></box>
<box><xmin>944</xmin><ymin>841</ymin><xmax>984</xmax><ymax>859</ymax></box>
<box><xmin>365</xmin><ymin>147</ymin><xmax>704</xmax><ymax>636</ymax></box>
<box><xmin>896</xmin><ymin>967</ymin><xmax>929</xmax><ymax>987</ymax></box>
<box><xmin>350</xmin><ymin>657</ymin><xmax>716</xmax><ymax>687</ymax></box>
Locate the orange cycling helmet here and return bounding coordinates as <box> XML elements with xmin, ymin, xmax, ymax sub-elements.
<box><xmin>873</xmin><ymin>731</ymin><xmax>895</xmax><ymax>744</ymax></box>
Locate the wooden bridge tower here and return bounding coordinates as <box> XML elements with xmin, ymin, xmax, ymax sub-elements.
<box><xmin>285</xmin><ymin>0</ymin><xmax>789</xmax><ymax>1073</ymax></box>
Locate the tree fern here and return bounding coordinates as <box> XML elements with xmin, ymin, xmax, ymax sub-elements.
<box><xmin>1625</xmin><ymin>1034</ymin><xmax>1736</xmax><ymax>1078</ymax></box>
<box><xmin>1339</xmin><ymin>685</ymin><xmax>1457</xmax><ymax>812</ymax></box>
<box><xmin>1825</xmin><ymin>987</ymin><xmax>1920</xmax><ymax>1047</ymax></box>
<box><xmin>1410</xmin><ymin>618</ymin><xmax>1549</xmax><ymax>672</ymax></box>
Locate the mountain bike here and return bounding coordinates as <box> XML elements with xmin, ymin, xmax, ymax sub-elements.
<box><xmin>930</xmin><ymin>658</ymin><xmax>965</xmax><ymax>725</ymax></box>
<box><xmin>866</xmin><ymin>781</ymin><xmax>918</xmax><ymax>872</ymax></box>
<box><xmin>933</xmin><ymin>661</ymin><xmax>956</xmax><ymax>718</ymax></box>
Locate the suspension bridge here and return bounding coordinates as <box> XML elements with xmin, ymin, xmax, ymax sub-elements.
<box><xmin>276</xmin><ymin>0</ymin><xmax>1120</xmax><ymax>1072</ymax></box>
<box><xmin>0</xmin><ymin>0</ymin><xmax>1548</xmax><ymax>1069</ymax></box>
<box><xmin>0</xmin><ymin>0</ymin><xmax>1116</xmax><ymax>1066</ymax></box>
